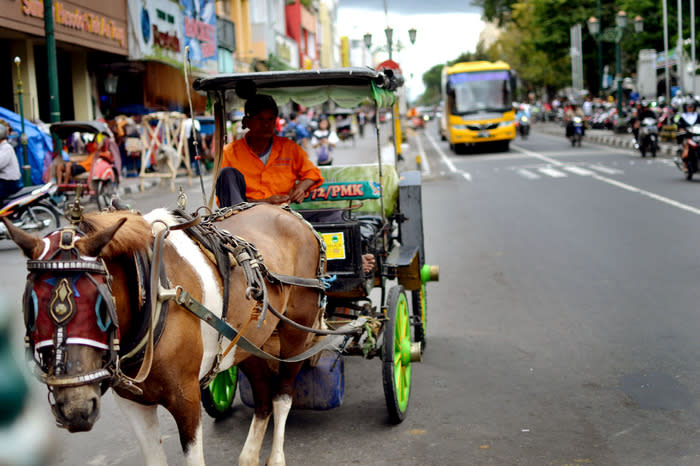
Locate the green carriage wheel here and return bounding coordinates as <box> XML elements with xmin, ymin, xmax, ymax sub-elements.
<box><xmin>382</xmin><ymin>286</ymin><xmax>412</xmax><ymax>424</ymax></box>
<box><xmin>411</xmin><ymin>284</ymin><xmax>427</xmax><ymax>352</ymax></box>
<box><xmin>201</xmin><ymin>366</ymin><xmax>238</xmax><ymax>419</ymax></box>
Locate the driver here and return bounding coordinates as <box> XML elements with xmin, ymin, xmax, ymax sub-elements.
<box><xmin>215</xmin><ymin>94</ymin><xmax>375</xmax><ymax>274</ymax></box>
<box><xmin>216</xmin><ymin>94</ymin><xmax>323</xmax><ymax>206</ymax></box>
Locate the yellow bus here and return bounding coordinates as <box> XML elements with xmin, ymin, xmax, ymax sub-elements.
<box><xmin>440</xmin><ymin>61</ymin><xmax>516</xmax><ymax>153</ymax></box>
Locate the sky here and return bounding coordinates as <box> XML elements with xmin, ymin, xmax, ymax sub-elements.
<box><xmin>336</xmin><ymin>0</ymin><xmax>486</xmax><ymax>100</ymax></box>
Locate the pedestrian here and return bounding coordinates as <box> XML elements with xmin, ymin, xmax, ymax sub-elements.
<box><xmin>0</xmin><ymin>122</ymin><xmax>22</xmax><ymax>204</ymax></box>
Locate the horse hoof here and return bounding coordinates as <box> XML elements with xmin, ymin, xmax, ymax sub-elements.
<box><xmin>265</xmin><ymin>453</ymin><xmax>285</xmax><ymax>466</ymax></box>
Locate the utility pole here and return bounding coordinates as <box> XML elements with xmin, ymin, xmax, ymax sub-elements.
<box><xmin>44</xmin><ymin>0</ymin><xmax>61</xmax><ymax>125</ymax></box>
<box><xmin>663</xmin><ymin>0</ymin><xmax>671</xmax><ymax>103</ymax></box>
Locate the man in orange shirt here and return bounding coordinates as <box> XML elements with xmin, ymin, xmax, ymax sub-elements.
<box><xmin>215</xmin><ymin>94</ymin><xmax>322</xmax><ymax>206</ymax></box>
<box><xmin>216</xmin><ymin>94</ymin><xmax>375</xmax><ymax>274</ymax></box>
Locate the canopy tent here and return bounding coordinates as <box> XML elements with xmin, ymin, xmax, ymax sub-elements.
<box><xmin>0</xmin><ymin>106</ymin><xmax>52</xmax><ymax>185</ymax></box>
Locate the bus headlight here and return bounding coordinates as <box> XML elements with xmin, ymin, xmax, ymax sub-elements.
<box><xmin>498</xmin><ymin>119</ymin><xmax>515</xmax><ymax>127</ymax></box>
<box><xmin>453</xmin><ymin>125</ymin><xmax>469</xmax><ymax>130</ymax></box>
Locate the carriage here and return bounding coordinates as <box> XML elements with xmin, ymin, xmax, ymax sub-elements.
<box><xmin>193</xmin><ymin>67</ymin><xmax>439</xmax><ymax>424</ymax></box>
<box><xmin>5</xmin><ymin>67</ymin><xmax>437</xmax><ymax>465</ymax></box>
<box><xmin>49</xmin><ymin>121</ymin><xmax>121</xmax><ymax>210</ymax></box>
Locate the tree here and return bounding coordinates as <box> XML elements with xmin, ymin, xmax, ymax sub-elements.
<box><xmin>419</xmin><ymin>64</ymin><xmax>444</xmax><ymax>106</ymax></box>
<box><xmin>472</xmin><ymin>0</ymin><xmax>518</xmax><ymax>26</ymax></box>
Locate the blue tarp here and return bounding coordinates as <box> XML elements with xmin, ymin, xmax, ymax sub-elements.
<box><xmin>0</xmin><ymin>107</ymin><xmax>52</xmax><ymax>185</ymax></box>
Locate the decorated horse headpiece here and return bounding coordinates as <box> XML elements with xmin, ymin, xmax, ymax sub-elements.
<box><xmin>24</xmin><ymin>224</ymin><xmax>120</xmax><ymax>391</ymax></box>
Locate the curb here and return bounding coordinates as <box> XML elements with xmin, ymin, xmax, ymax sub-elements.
<box><xmin>537</xmin><ymin>124</ymin><xmax>677</xmax><ymax>157</ymax></box>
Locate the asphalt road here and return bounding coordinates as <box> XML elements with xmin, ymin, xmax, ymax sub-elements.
<box><xmin>4</xmin><ymin>123</ymin><xmax>700</xmax><ymax>465</ymax></box>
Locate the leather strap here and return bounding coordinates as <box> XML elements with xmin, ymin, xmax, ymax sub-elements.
<box><xmin>173</xmin><ymin>288</ymin><xmax>366</xmax><ymax>363</ymax></box>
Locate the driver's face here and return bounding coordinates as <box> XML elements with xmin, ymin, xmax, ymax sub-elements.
<box><xmin>246</xmin><ymin>109</ymin><xmax>277</xmax><ymax>138</ymax></box>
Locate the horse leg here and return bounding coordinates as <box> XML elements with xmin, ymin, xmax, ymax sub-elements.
<box><xmin>238</xmin><ymin>358</ymin><xmax>274</xmax><ymax>466</ymax></box>
<box><xmin>113</xmin><ymin>393</ymin><xmax>168</xmax><ymax>466</ymax></box>
<box><xmin>161</xmin><ymin>379</ymin><xmax>206</xmax><ymax>466</ymax></box>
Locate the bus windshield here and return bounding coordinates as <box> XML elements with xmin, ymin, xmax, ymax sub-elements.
<box><xmin>448</xmin><ymin>71</ymin><xmax>512</xmax><ymax>115</ymax></box>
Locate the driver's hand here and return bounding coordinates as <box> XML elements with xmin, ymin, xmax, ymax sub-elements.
<box><xmin>264</xmin><ymin>194</ymin><xmax>290</xmax><ymax>205</ymax></box>
<box><xmin>288</xmin><ymin>186</ymin><xmax>306</xmax><ymax>204</ymax></box>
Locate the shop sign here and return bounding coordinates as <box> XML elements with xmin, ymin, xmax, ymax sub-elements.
<box><xmin>127</xmin><ymin>0</ymin><xmax>183</xmax><ymax>66</ymax></box>
<box><xmin>181</xmin><ymin>0</ymin><xmax>217</xmax><ymax>74</ymax></box>
<box><xmin>275</xmin><ymin>34</ymin><xmax>299</xmax><ymax>69</ymax></box>
<box><xmin>22</xmin><ymin>0</ymin><xmax>126</xmax><ymax>47</ymax></box>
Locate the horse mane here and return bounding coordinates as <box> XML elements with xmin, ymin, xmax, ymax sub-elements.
<box><xmin>79</xmin><ymin>210</ymin><xmax>153</xmax><ymax>259</ymax></box>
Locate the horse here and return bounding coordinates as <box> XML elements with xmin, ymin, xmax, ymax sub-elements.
<box><xmin>4</xmin><ymin>203</ymin><xmax>325</xmax><ymax>466</ymax></box>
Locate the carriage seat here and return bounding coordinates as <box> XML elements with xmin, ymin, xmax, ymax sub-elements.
<box><xmin>292</xmin><ymin>163</ymin><xmax>399</xmax><ymax>217</ymax></box>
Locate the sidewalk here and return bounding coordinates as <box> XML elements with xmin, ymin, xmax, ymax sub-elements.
<box><xmin>536</xmin><ymin>122</ymin><xmax>677</xmax><ymax>157</ymax></box>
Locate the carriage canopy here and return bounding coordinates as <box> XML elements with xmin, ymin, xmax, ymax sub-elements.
<box><xmin>192</xmin><ymin>67</ymin><xmax>397</xmax><ymax>110</ymax></box>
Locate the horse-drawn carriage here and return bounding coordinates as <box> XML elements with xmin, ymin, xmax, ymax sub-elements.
<box><xmin>50</xmin><ymin>121</ymin><xmax>120</xmax><ymax>210</ymax></box>
<box><xmin>4</xmin><ymin>67</ymin><xmax>437</xmax><ymax>465</ymax></box>
<box><xmin>194</xmin><ymin>68</ymin><xmax>438</xmax><ymax>425</ymax></box>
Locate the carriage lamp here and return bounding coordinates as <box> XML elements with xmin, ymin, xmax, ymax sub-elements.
<box><xmin>408</xmin><ymin>28</ymin><xmax>417</xmax><ymax>46</ymax></box>
<box><xmin>363</xmin><ymin>33</ymin><xmax>372</xmax><ymax>50</ymax></box>
<box><xmin>14</xmin><ymin>56</ymin><xmax>32</xmax><ymax>187</ymax></box>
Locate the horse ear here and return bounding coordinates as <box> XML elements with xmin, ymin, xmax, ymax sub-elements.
<box><xmin>80</xmin><ymin>217</ymin><xmax>128</xmax><ymax>257</ymax></box>
<box><xmin>1</xmin><ymin>217</ymin><xmax>44</xmax><ymax>258</ymax></box>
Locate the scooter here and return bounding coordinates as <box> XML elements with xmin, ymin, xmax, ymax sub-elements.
<box><xmin>0</xmin><ymin>182</ymin><xmax>61</xmax><ymax>240</ymax></box>
<box><xmin>569</xmin><ymin>116</ymin><xmax>584</xmax><ymax>147</ymax></box>
<box><xmin>638</xmin><ymin>117</ymin><xmax>659</xmax><ymax>158</ymax></box>
<box><xmin>674</xmin><ymin>125</ymin><xmax>700</xmax><ymax>180</ymax></box>
<box><xmin>517</xmin><ymin>114</ymin><xmax>530</xmax><ymax>138</ymax></box>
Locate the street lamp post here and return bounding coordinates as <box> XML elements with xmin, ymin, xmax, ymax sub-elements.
<box><xmin>13</xmin><ymin>57</ymin><xmax>31</xmax><ymax>186</ymax></box>
<box><xmin>587</xmin><ymin>11</ymin><xmax>644</xmax><ymax>115</ymax></box>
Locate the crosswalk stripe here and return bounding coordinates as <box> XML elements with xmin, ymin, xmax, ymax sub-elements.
<box><xmin>563</xmin><ymin>166</ymin><xmax>595</xmax><ymax>176</ymax></box>
<box><xmin>537</xmin><ymin>167</ymin><xmax>567</xmax><ymax>178</ymax></box>
<box><xmin>517</xmin><ymin>168</ymin><xmax>540</xmax><ymax>179</ymax></box>
<box><xmin>589</xmin><ymin>164</ymin><xmax>623</xmax><ymax>175</ymax></box>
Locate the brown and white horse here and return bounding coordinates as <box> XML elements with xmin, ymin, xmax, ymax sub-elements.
<box><xmin>5</xmin><ymin>204</ymin><xmax>324</xmax><ymax>465</ymax></box>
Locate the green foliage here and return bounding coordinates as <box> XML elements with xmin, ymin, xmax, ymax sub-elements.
<box><xmin>419</xmin><ymin>0</ymin><xmax>697</xmax><ymax>100</ymax></box>
<box><xmin>472</xmin><ymin>0</ymin><xmax>518</xmax><ymax>26</ymax></box>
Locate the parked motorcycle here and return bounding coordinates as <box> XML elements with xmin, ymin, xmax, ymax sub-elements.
<box><xmin>638</xmin><ymin>117</ymin><xmax>659</xmax><ymax>158</ymax></box>
<box><xmin>569</xmin><ymin>116</ymin><xmax>584</xmax><ymax>147</ymax></box>
<box><xmin>0</xmin><ymin>182</ymin><xmax>61</xmax><ymax>240</ymax></box>
<box><xmin>674</xmin><ymin>125</ymin><xmax>700</xmax><ymax>180</ymax></box>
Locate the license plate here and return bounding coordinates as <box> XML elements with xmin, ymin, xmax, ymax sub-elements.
<box><xmin>478</xmin><ymin>131</ymin><xmax>490</xmax><ymax>138</ymax></box>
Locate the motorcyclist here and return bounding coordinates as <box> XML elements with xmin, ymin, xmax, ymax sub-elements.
<box><xmin>564</xmin><ymin>103</ymin><xmax>585</xmax><ymax>139</ymax></box>
<box><xmin>676</xmin><ymin>100</ymin><xmax>699</xmax><ymax>160</ymax></box>
<box><xmin>631</xmin><ymin>101</ymin><xmax>657</xmax><ymax>144</ymax></box>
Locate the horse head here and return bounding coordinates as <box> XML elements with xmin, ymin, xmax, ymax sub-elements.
<box><xmin>3</xmin><ymin>216</ymin><xmax>126</xmax><ymax>432</ymax></box>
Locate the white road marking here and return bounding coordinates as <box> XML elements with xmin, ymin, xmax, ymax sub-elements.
<box><xmin>415</xmin><ymin>132</ymin><xmax>431</xmax><ymax>175</ymax></box>
<box><xmin>537</xmin><ymin>166</ymin><xmax>567</xmax><ymax>178</ymax></box>
<box><xmin>425</xmin><ymin>132</ymin><xmax>472</xmax><ymax>181</ymax></box>
<box><xmin>511</xmin><ymin>144</ymin><xmax>700</xmax><ymax>217</ymax></box>
<box><xmin>563</xmin><ymin>165</ymin><xmax>595</xmax><ymax>176</ymax></box>
<box><xmin>589</xmin><ymin>164</ymin><xmax>624</xmax><ymax>175</ymax></box>
<box><xmin>517</xmin><ymin>168</ymin><xmax>540</xmax><ymax>179</ymax></box>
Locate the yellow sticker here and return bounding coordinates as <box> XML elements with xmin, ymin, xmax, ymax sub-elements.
<box><xmin>321</xmin><ymin>232</ymin><xmax>345</xmax><ymax>260</ymax></box>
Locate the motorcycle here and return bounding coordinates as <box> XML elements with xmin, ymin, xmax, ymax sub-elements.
<box><xmin>0</xmin><ymin>182</ymin><xmax>61</xmax><ymax>240</ymax></box>
<box><xmin>637</xmin><ymin>117</ymin><xmax>659</xmax><ymax>158</ymax></box>
<box><xmin>674</xmin><ymin>124</ymin><xmax>700</xmax><ymax>180</ymax></box>
<box><xmin>517</xmin><ymin>114</ymin><xmax>530</xmax><ymax>138</ymax></box>
<box><xmin>569</xmin><ymin>116</ymin><xmax>584</xmax><ymax>147</ymax></box>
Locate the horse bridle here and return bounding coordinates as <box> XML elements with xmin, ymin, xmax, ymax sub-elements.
<box><xmin>24</xmin><ymin>227</ymin><xmax>120</xmax><ymax>394</ymax></box>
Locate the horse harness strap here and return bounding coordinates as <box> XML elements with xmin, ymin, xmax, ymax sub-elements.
<box><xmin>171</xmin><ymin>286</ymin><xmax>368</xmax><ymax>363</ymax></box>
<box><xmin>25</xmin><ymin>227</ymin><xmax>119</xmax><ymax>391</ymax></box>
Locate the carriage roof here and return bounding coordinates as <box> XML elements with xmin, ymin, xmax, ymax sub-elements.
<box><xmin>50</xmin><ymin>121</ymin><xmax>113</xmax><ymax>139</ymax></box>
<box><xmin>193</xmin><ymin>68</ymin><xmax>397</xmax><ymax>109</ymax></box>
